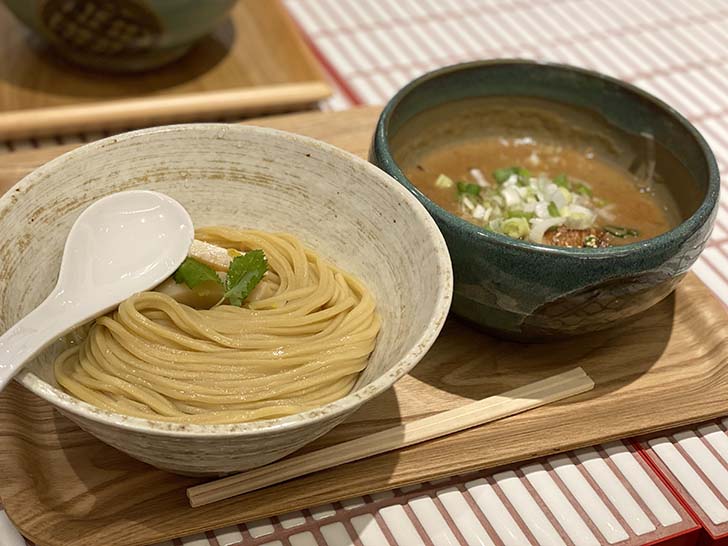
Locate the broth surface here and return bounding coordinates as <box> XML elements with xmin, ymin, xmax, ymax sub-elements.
<box><xmin>392</xmin><ymin>96</ymin><xmax>692</xmax><ymax>248</ymax></box>
<box><xmin>407</xmin><ymin>137</ymin><xmax>676</xmax><ymax>246</ymax></box>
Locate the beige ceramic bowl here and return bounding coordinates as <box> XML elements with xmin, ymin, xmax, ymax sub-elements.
<box><xmin>0</xmin><ymin>124</ymin><xmax>453</xmax><ymax>476</ymax></box>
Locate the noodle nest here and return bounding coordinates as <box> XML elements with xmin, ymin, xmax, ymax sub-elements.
<box><xmin>54</xmin><ymin>227</ymin><xmax>380</xmax><ymax>424</ymax></box>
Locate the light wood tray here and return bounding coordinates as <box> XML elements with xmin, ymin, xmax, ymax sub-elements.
<box><xmin>0</xmin><ymin>0</ymin><xmax>330</xmax><ymax>140</ymax></box>
<box><xmin>1</xmin><ymin>107</ymin><xmax>727</xmax><ymax>546</ymax></box>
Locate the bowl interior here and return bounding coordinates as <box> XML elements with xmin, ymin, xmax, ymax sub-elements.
<box><xmin>0</xmin><ymin>124</ymin><xmax>452</xmax><ymax>432</ymax></box>
<box><xmin>382</xmin><ymin>61</ymin><xmax>715</xmax><ymax>238</ymax></box>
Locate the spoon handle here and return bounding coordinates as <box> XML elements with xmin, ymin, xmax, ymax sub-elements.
<box><xmin>0</xmin><ymin>290</ymin><xmax>75</xmax><ymax>391</ymax></box>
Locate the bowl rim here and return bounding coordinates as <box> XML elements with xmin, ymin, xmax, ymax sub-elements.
<box><xmin>9</xmin><ymin>123</ymin><xmax>454</xmax><ymax>438</ymax></box>
<box><xmin>374</xmin><ymin>59</ymin><xmax>721</xmax><ymax>258</ymax></box>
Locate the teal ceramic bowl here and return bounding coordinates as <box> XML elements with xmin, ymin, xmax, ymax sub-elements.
<box><xmin>371</xmin><ymin>60</ymin><xmax>720</xmax><ymax>340</ymax></box>
<box><xmin>2</xmin><ymin>0</ymin><xmax>236</xmax><ymax>71</ymax></box>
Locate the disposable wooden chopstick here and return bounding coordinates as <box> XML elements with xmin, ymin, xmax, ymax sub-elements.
<box><xmin>187</xmin><ymin>367</ymin><xmax>594</xmax><ymax>507</ymax></box>
<box><xmin>0</xmin><ymin>81</ymin><xmax>331</xmax><ymax>140</ymax></box>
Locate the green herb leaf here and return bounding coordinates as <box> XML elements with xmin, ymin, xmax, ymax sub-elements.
<box><xmin>553</xmin><ymin>174</ymin><xmax>569</xmax><ymax>188</ymax></box>
<box><xmin>603</xmin><ymin>225</ymin><xmax>640</xmax><ymax>238</ymax></box>
<box><xmin>457</xmin><ymin>181</ymin><xmax>481</xmax><ymax>196</ymax></box>
<box><xmin>224</xmin><ymin>250</ymin><xmax>268</xmax><ymax>306</ymax></box>
<box><xmin>575</xmin><ymin>182</ymin><xmax>593</xmax><ymax>197</ymax></box>
<box><xmin>548</xmin><ymin>202</ymin><xmax>560</xmax><ymax>217</ymax></box>
<box><xmin>173</xmin><ymin>257</ymin><xmax>223</xmax><ymax>289</ymax></box>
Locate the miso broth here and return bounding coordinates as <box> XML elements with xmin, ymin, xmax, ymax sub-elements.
<box><xmin>394</xmin><ymin>97</ymin><xmax>688</xmax><ymax>248</ymax></box>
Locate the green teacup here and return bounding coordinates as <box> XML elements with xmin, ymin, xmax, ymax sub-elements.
<box><xmin>3</xmin><ymin>0</ymin><xmax>236</xmax><ymax>71</ymax></box>
<box><xmin>371</xmin><ymin>60</ymin><xmax>720</xmax><ymax>340</ymax></box>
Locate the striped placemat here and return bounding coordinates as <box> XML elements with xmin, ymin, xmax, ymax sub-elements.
<box><xmin>153</xmin><ymin>441</ymin><xmax>699</xmax><ymax>545</ymax></box>
<box><xmin>140</xmin><ymin>441</ymin><xmax>699</xmax><ymax>546</ymax></box>
<box><xmin>0</xmin><ymin>442</ymin><xmax>698</xmax><ymax>545</ymax></box>
<box><xmin>640</xmin><ymin>420</ymin><xmax>728</xmax><ymax>543</ymax></box>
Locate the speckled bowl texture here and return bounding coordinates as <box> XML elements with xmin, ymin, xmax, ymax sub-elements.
<box><xmin>371</xmin><ymin>60</ymin><xmax>720</xmax><ymax>340</ymax></box>
<box><xmin>0</xmin><ymin>124</ymin><xmax>453</xmax><ymax>475</ymax></box>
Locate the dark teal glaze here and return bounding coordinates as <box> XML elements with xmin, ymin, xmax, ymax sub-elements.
<box><xmin>370</xmin><ymin>60</ymin><xmax>720</xmax><ymax>340</ymax></box>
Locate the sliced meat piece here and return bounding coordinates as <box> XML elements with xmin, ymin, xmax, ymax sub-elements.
<box><xmin>543</xmin><ymin>227</ymin><xmax>611</xmax><ymax>248</ymax></box>
<box><xmin>189</xmin><ymin>239</ymin><xmax>239</xmax><ymax>271</ymax></box>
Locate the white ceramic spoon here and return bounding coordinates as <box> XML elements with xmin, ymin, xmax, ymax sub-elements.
<box><xmin>0</xmin><ymin>190</ymin><xmax>194</xmax><ymax>391</ymax></box>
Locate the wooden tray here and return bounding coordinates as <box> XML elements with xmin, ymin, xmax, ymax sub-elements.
<box><xmin>0</xmin><ymin>0</ymin><xmax>330</xmax><ymax>140</ymax></box>
<box><xmin>1</xmin><ymin>107</ymin><xmax>727</xmax><ymax>546</ymax></box>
